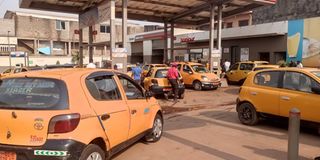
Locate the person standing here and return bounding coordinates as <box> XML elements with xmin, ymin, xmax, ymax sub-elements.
<box><xmin>224</xmin><ymin>59</ymin><xmax>231</xmax><ymax>72</ymax></box>
<box><xmin>297</xmin><ymin>61</ymin><xmax>303</xmax><ymax>68</ymax></box>
<box><xmin>167</xmin><ymin>63</ymin><xmax>179</xmax><ymax>102</ymax></box>
<box><xmin>132</xmin><ymin>63</ymin><xmax>142</xmax><ymax>85</ymax></box>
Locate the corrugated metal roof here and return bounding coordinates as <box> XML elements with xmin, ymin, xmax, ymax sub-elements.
<box><xmin>20</xmin><ymin>0</ymin><xmax>276</xmax><ymax>25</ymax></box>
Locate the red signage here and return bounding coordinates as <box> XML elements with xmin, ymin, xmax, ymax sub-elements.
<box><xmin>74</xmin><ymin>30</ymin><xmax>80</xmax><ymax>34</ymax></box>
<box><xmin>180</xmin><ymin>37</ymin><xmax>195</xmax><ymax>43</ymax></box>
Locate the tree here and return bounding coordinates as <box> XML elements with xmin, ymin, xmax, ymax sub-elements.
<box><xmin>71</xmin><ymin>51</ymin><xmax>84</xmax><ymax>65</ymax></box>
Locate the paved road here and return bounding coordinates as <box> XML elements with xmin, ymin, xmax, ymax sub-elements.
<box><xmin>114</xmin><ymin>87</ymin><xmax>320</xmax><ymax>160</ymax></box>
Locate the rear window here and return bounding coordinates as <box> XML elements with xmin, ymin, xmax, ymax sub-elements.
<box><xmin>0</xmin><ymin>78</ymin><xmax>68</xmax><ymax>110</ymax></box>
<box><xmin>155</xmin><ymin>69</ymin><xmax>168</xmax><ymax>78</ymax></box>
<box><xmin>240</xmin><ymin>63</ymin><xmax>254</xmax><ymax>70</ymax></box>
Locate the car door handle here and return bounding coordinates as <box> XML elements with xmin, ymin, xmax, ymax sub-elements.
<box><xmin>250</xmin><ymin>92</ymin><xmax>258</xmax><ymax>95</ymax></box>
<box><xmin>100</xmin><ymin>114</ymin><xmax>110</xmax><ymax>121</ymax></box>
<box><xmin>281</xmin><ymin>96</ymin><xmax>290</xmax><ymax>101</ymax></box>
<box><xmin>131</xmin><ymin>109</ymin><xmax>137</xmax><ymax>115</ymax></box>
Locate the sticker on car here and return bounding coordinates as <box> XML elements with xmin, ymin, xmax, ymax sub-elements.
<box><xmin>34</xmin><ymin>150</ymin><xmax>67</xmax><ymax>157</ymax></box>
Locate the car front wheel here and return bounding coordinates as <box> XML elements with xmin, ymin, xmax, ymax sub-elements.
<box><xmin>193</xmin><ymin>81</ymin><xmax>202</xmax><ymax>91</ymax></box>
<box><xmin>79</xmin><ymin>144</ymin><xmax>105</xmax><ymax>160</ymax></box>
<box><xmin>237</xmin><ymin>102</ymin><xmax>259</xmax><ymax>125</ymax></box>
<box><xmin>144</xmin><ymin>114</ymin><xmax>163</xmax><ymax>142</ymax></box>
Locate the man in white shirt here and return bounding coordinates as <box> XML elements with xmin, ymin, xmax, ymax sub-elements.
<box><xmin>224</xmin><ymin>59</ymin><xmax>231</xmax><ymax>72</ymax></box>
<box><xmin>297</xmin><ymin>61</ymin><xmax>303</xmax><ymax>68</ymax></box>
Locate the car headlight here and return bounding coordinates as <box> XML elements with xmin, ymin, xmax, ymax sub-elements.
<box><xmin>201</xmin><ymin>75</ymin><xmax>209</xmax><ymax>81</ymax></box>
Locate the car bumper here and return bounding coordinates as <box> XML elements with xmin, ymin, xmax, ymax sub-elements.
<box><xmin>150</xmin><ymin>84</ymin><xmax>185</xmax><ymax>95</ymax></box>
<box><xmin>0</xmin><ymin>139</ymin><xmax>86</xmax><ymax>160</ymax></box>
<box><xmin>200</xmin><ymin>81</ymin><xmax>220</xmax><ymax>89</ymax></box>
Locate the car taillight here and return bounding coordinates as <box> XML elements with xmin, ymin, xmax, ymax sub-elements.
<box><xmin>151</xmin><ymin>79</ymin><xmax>158</xmax><ymax>85</ymax></box>
<box><xmin>48</xmin><ymin>114</ymin><xmax>80</xmax><ymax>134</ymax></box>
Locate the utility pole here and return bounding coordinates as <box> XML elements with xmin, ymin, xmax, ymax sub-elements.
<box><xmin>8</xmin><ymin>31</ymin><xmax>11</xmax><ymax>68</ymax></box>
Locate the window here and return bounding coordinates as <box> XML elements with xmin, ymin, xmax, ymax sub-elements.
<box><xmin>86</xmin><ymin>76</ymin><xmax>121</xmax><ymax>101</ymax></box>
<box><xmin>239</xmin><ymin>20</ymin><xmax>249</xmax><ymax>27</ymax></box>
<box><xmin>283</xmin><ymin>72</ymin><xmax>319</xmax><ymax>93</ymax></box>
<box><xmin>155</xmin><ymin>69</ymin><xmax>168</xmax><ymax>78</ymax></box>
<box><xmin>56</xmin><ymin>20</ymin><xmax>66</xmax><ymax>30</ymax></box>
<box><xmin>183</xmin><ymin>65</ymin><xmax>192</xmax><ymax>73</ymax></box>
<box><xmin>3</xmin><ymin>68</ymin><xmax>11</xmax><ymax>74</ymax></box>
<box><xmin>240</xmin><ymin>63</ymin><xmax>254</xmax><ymax>71</ymax></box>
<box><xmin>254</xmin><ymin>71</ymin><xmax>281</xmax><ymax>88</ymax></box>
<box><xmin>226</xmin><ymin>22</ymin><xmax>233</xmax><ymax>28</ymax></box>
<box><xmin>100</xmin><ymin>25</ymin><xmax>110</xmax><ymax>33</ymax></box>
<box><xmin>118</xmin><ymin>76</ymin><xmax>144</xmax><ymax>100</ymax></box>
<box><xmin>177</xmin><ymin>64</ymin><xmax>182</xmax><ymax>71</ymax></box>
<box><xmin>230</xmin><ymin>63</ymin><xmax>239</xmax><ymax>71</ymax></box>
<box><xmin>0</xmin><ymin>78</ymin><xmax>69</xmax><ymax>110</ymax></box>
<box><xmin>146</xmin><ymin>69</ymin><xmax>153</xmax><ymax>77</ymax></box>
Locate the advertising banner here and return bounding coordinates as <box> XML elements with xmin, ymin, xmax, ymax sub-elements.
<box><xmin>287</xmin><ymin>17</ymin><xmax>320</xmax><ymax>67</ymax></box>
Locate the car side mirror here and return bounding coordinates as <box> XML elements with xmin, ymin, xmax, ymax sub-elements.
<box><xmin>145</xmin><ymin>90</ymin><xmax>153</xmax><ymax>99</ymax></box>
<box><xmin>311</xmin><ymin>86</ymin><xmax>320</xmax><ymax>94</ymax></box>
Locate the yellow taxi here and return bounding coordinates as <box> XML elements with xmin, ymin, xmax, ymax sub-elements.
<box><xmin>143</xmin><ymin>67</ymin><xmax>185</xmax><ymax>99</ymax></box>
<box><xmin>176</xmin><ymin>62</ymin><xmax>220</xmax><ymax>90</ymax></box>
<box><xmin>225</xmin><ymin>61</ymin><xmax>269</xmax><ymax>84</ymax></box>
<box><xmin>142</xmin><ymin>64</ymin><xmax>167</xmax><ymax>78</ymax></box>
<box><xmin>0</xmin><ymin>69</ymin><xmax>163</xmax><ymax>160</ymax></box>
<box><xmin>0</xmin><ymin>66</ymin><xmax>43</xmax><ymax>78</ymax></box>
<box><xmin>237</xmin><ymin>67</ymin><xmax>320</xmax><ymax>125</ymax></box>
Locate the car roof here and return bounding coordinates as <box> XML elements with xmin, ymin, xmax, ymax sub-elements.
<box><xmin>153</xmin><ymin>67</ymin><xmax>170</xmax><ymax>70</ymax></box>
<box><xmin>175</xmin><ymin>62</ymin><xmax>202</xmax><ymax>65</ymax></box>
<box><xmin>256</xmin><ymin>67</ymin><xmax>320</xmax><ymax>73</ymax></box>
<box><xmin>254</xmin><ymin>65</ymin><xmax>279</xmax><ymax>68</ymax></box>
<box><xmin>3</xmin><ymin>68</ymin><xmax>115</xmax><ymax>79</ymax></box>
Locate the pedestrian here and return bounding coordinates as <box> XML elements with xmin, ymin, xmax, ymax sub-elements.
<box><xmin>86</xmin><ymin>63</ymin><xmax>96</xmax><ymax>68</ymax></box>
<box><xmin>113</xmin><ymin>64</ymin><xmax>118</xmax><ymax>70</ymax></box>
<box><xmin>167</xmin><ymin>62</ymin><xmax>179</xmax><ymax>102</ymax></box>
<box><xmin>132</xmin><ymin>62</ymin><xmax>142</xmax><ymax>85</ymax></box>
<box><xmin>224</xmin><ymin>59</ymin><xmax>231</xmax><ymax>72</ymax></box>
<box><xmin>289</xmin><ymin>60</ymin><xmax>297</xmax><ymax>67</ymax></box>
<box><xmin>297</xmin><ymin>61</ymin><xmax>303</xmax><ymax>68</ymax></box>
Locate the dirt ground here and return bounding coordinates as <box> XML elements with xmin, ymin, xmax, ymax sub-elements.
<box><xmin>113</xmin><ymin>86</ymin><xmax>320</xmax><ymax>160</ymax></box>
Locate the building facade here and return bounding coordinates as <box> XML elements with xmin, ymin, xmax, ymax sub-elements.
<box><xmin>253</xmin><ymin>0</ymin><xmax>320</xmax><ymax>24</ymax></box>
<box><xmin>0</xmin><ymin>11</ymin><xmax>144</xmax><ymax>66</ymax></box>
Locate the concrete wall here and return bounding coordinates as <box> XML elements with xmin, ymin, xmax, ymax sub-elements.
<box><xmin>223</xmin><ymin>13</ymin><xmax>252</xmax><ymax>28</ymax></box>
<box><xmin>0</xmin><ymin>19</ymin><xmax>15</xmax><ymax>37</ymax></box>
<box><xmin>222</xmin><ymin>36</ymin><xmax>287</xmax><ymax>64</ymax></box>
<box><xmin>253</xmin><ymin>0</ymin><xmax>320</xmax><ymax>24</ymax></box>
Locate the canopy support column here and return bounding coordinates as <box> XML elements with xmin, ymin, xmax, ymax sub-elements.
<box><xmin>163</xmin><ymin>21</ymin><xmax>168</xmax><ymax>63</ymax></box>
<box><xmin>170</xmin><ymin>21</ymin><xmax>174</xmax><ymax>61</ymax></box>
<box><xmin>122</xmin><ymin>0</ymin><xmax>128</xmax><ymax>49</ymax></box>
<box><xmin>209</xmin><ymin>3</ymin><xmax>215</xmax><ymax>72</ymax></box>
<box><xmin>110</xmin><ymin>0</ymin><xmax>116</xmax><ymax>61</ymax></box>
<box><xmin>79</xmin><ymin>29</ymin><xmax>84</xmax><ymax>68</ymax></box>
<box><xmin>89</xmin><ymin>26</ymin><xmax>94</xmax><ymax>63</ymax></box>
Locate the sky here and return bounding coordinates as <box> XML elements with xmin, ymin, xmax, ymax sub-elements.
<box><xmin>0</xmin><ymin>0</ymin><xmax>161</xmax><ymax>25</ymax></box>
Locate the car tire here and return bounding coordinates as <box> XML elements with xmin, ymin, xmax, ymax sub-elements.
<box><xmin>79</xmin><ymin>144</ymin><xmax>106</xmax><ymax>160</ymax></box>
<box><xmin>226</xmin><ymin>77</ymin><xmax>232</xmax><ymax>85</ymax></box>
<box><xmin>237</xmin><ymin>102</ymin><xmax>259</xmax><ymax>125</ymax></box>
<box><xmin>179</xmin><ymin>93</ymin><xmax>184</xmax><ymax>99</ymax></box>
<box><xmin>193</xmin><ymin>81</ymin><xmax>202</xmax><ymax>91</ymax></box>
<box><xmin>144</xmin><ymin>114</ymin><xmax>163</xmax><ymax>143</ymax></box>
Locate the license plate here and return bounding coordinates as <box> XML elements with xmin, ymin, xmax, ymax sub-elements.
<box><xmin>163</xmin><ymin>88</ymin><xmax>172</xmax><ymax>91</ymax></box>
<box><xmin>0</xmin><ymin>151</ymin><xmax>16</xmax><ymax>160</ymax></box>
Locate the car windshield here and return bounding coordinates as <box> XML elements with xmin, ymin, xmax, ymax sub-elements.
<box><xmin>311</xmin><ymin>71</ymin><xmax>320</xmax><ymax>78</ymax></box>
<box><xmin>191</xmin><ymin>65</ymin><xmax>209</xmax><ymax>73</ymax></box>
<box><xmin>0</xmin><ymin>78</ymin><xmax>68</xmax><ymax>110</ymax></box>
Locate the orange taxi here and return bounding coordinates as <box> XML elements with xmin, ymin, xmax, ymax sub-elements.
<box><xmin>143</xmin><ymin>67</ymin><xmax>185</xmax><ymax>99</ymax></box>
<box><xmin>0</xmin><ymin>69</ymin><xmax>163</xmax><ymax>160</ymax></box>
